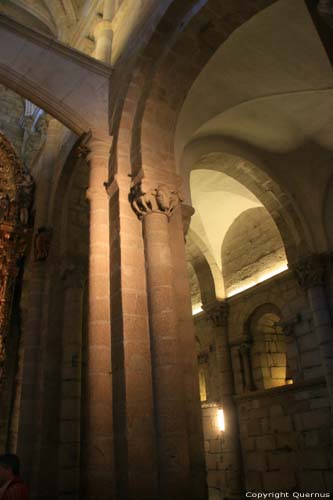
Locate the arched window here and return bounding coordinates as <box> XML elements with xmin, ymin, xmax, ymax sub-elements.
<box><xmin>248</xmin><ymin>304</ymin><xmax>287</xmax><ymax>390</ymax></box>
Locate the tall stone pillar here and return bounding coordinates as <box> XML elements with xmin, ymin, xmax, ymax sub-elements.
<box><xmin>106</xmin><ymin>174</ymin><xmax>158</xmax><ymax>500</ymax></box>
<box><xmin>238</xmin><ymin>342</ymin><xmax>255</xmax><ymax>393</ymax></box>
<box><xmin>294</xmin><ymin>254</ymin><xmax>333</xmax><ymax>412</ymax></box>
<box><xmin>94</xmin><ymin>0</ymin><xmax>114</xmax><ymax>63</ymax></box>
<box><xmin>58</xmin><ymin>264</ymin><xmax>85</xmax><ymax>500</ymax></box>
<box><xmin>82</xmin><ymin>137</ymin><xmax>114</xmax><ymax>499</ymax></box>
<box><xmin>131</xmin><ymin>182</ymin><xmax>191</xmax><ymax>499</ymax></box>
<box><xmin>203</xmin><ymin>301</ymin><xmax>244</xmax><ymax>500</ymax></box>
<box><xmin>168</xmin><ymin>204</ymin><xmax>207</xmax><ymax>499</ymax></box>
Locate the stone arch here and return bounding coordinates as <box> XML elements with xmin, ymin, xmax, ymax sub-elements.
<box><xmin>187</xmin><ymin>228</ymin><xmax>224</xmax><ymax>302</ymax></box>
<box><xmin>184</xmin><ymin>142</ymin><xmax>312</xmax><ymax>263</ymax></box>
<box><xmin>0</xmin><ymin>16</ymin><xmax>111</xmax><ymax>138</ymax></box>
<box><xmin>112</xmin><ymin>0</ymin><xmax>277</xmax><ymax>179</ymax></box>
<box><xmin>0</xmin><ymin>64</ymin><xmax>85</xmax><ymax>137</ymax></box>
<box><xmin>246</xmin><ymin>303</ymin><xmax>287</xmax><ymax>390</ymax></box>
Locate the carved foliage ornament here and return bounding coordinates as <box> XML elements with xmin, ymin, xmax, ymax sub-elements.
<box><xmin>130</xmin><ymin>182</ymin><xmax>184</xmax><ymax>219</ymax></box>
<box><xmin>0</xmin><ymin>133</ymin><xmax>34</xmax><ymax>388</ymax></box>
<box><xmin>203</xmin><ymin>301</ymin><xmax>229</xmax><ymax>328</ymax></box>
<box><xmin>293</xmin><ymin>254</ymin><xmax>327</xmax><ymax>289</ymax></box>
<box><xmin>0</xmin><ymin>134</ymin><xmax>35</xmax><ymax>227</ymax></box>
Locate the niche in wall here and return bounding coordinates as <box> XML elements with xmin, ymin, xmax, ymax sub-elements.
<box><xmin>248</xmin><ymin>304</ymin><xmax>287</xmax><ymax>390</ymax></box>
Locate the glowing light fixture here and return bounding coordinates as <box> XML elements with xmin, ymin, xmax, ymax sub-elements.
<box><xmin>217</xmin><ymin>408</ymin><xmax>225</xmax><ymax>432</ymax></box>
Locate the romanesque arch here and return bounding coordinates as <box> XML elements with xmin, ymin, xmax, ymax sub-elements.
<box><xmin>0</xmin><ymin>15</ymin><xmax>111</xmax><ymax>138</ymax></box>
<box><xmin>245</xmin><ymin>303</ymin><xmax>287</xmax><ymax>390</ymax></box>
<box><xmin>113</xmin><ymin>0</ymin><xmax>278</xmax><ymax>179</ymax></box>
<box><xmin>185</xmin><ymin>147</ymin><xmax>309</xmax><ymax>264</ymax></box>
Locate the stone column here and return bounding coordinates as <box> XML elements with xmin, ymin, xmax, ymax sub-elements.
<box><xmin>82</xmin><ymin>137</ymin><xmax>114</xmax><ymax>499</ymax></box>
<box><xmin>94</xmin><ymin>0</ymin><xmax>114</xmax><ymax>63</ymax></box>
<box><xmin>204</xmin><ymin>301</ymin><xmax>244</xmax><ymax>500</ymax></box>
<box><xmin>294</xmin><ymin>254</ymin><xmax>333</xmax><ymax>411</ymax></box>
<box><xmin>238</xmin><ymin>342</ymin><xmax>255</xmax><ymax>393</ymax></box>
<box><xmin>58</xmin><ymin>265</ymin><xmax>85</xmax><ymax>500</ymax></box>
<box><xmin>107</xmin><ymin>174</ymin><xmax>158</xmax><ymax>500</ymax></box>
<box><xmin>131</xmin><ymin>182</ymin><xmax>192</xmax><ymax>499</ymax></box>
<box><xmin>168</xmin><ymin>204</ymin><xmax>207</xmax><ymax>499</ymax></box>
<box><xmin>280</xmin><ymin>315</ymin><xmax>302</xmax><ymax>383</ymax></box>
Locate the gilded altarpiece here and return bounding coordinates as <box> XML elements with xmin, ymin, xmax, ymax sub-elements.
<box><xmin>0</xmin><ymin>132</ymin><xmax>34</xmax><ymax>395</ymax></box>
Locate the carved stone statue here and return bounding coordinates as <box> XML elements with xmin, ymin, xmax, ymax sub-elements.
<box><xmin>131</xmin><ymin>182</ymin><xmax>184</xmax><ymax>219</ymax></box>
<box><xmin>293</xmin><ymin>254</ymin><xmax>326</xmax><ymax>289</ymax></box>
<box><xmin>19</xmin><ymin>172</ymin><xmax>35</xmax><ymax>226</ymax></box>
<box><xmin>34</xmin><ymin>227</ymin><xmax>52</xmax><ymax>262</ymax></box>
<box><xmin>21</xmin><ymin>115</ymin><xmax>48</xmax><ymax>169</ymax></box>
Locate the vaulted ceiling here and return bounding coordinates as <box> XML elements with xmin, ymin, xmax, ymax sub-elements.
<box><xmin>0</xmin><ymin>0</ymin><xmax>102</xmax><ymax>52</ymax></box>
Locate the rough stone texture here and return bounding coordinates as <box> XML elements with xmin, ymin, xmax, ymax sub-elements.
<box><xmin>222</xmin><ymin>207</ymin><xmax>286</xmax><ymax>296</ymax></box>
<box><xmin>229</xmin><ymin>271</ymin><xmax>323</xmax><ymax>394</ymax></box>
<box><xmin>0</xmin><ymin>1</ymin><xmax>333</xmax><ymax>499</ymax></box>
<box><xmin>250</xmin><ymin>309</ymin><xmax>287</xmax><ymax>390</ymax></box>
<box><xmin>187</xmin><ymin>261</ymin><xmax>202</xmax><ymax>308</ymax></box>
<box><xmin>236</xmin><ymin>379</ymin><xmax>333</xmax><ymax>493</ymax></box>
<box><xmin>194</xmin><ymin>269</ymin><xmax>330</xmax><ymax>496</ymax></box>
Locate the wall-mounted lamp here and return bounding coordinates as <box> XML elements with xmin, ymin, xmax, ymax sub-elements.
<box><xmin>217</xmin><ymin>408</ymin><xmax>225</xmax><ymax>432</ymax></box>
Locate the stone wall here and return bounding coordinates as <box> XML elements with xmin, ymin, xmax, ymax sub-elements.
<box><xmin>222</xmin><ymin>207</ymin><xmax>287</xmax><ymax>296</ymax></box>
<box><xmin>228</xmin><ymin>271</ymin><xmax>323</xmax><ymax>393</ymax></box>
<box><xmin>194</xmin><ymin>270</ymin><xmax>330</xmax><ymax>497</ymax></box>
<box><xmin>236</xmin><ymin>379</ymin><xmax>333</xmax><ymax>493</ymax></box>
<box><xmin>250</xmin><ymin>309</ymin><xmax>287</xmax><ymax>389</ymax></box>
<box><xmin>201</xmin><ymin>404</ymin><xmax>224</xmax><ymax>500</ymax></box>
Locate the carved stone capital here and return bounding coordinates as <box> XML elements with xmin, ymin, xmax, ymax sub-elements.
<box><xmin>277</xmin><ymin>314</ymin><xmax>301</xmax><ymax>337</ymax></box>
<box><xmin>86</xmin><ymin>137</ymin><xmax>111</xmax><ymax>161</ymax></box>
<box><xmin>74</xmin><ymin>131</ymin><xmax>92</xmax><ymax>160</ymax></box>
<box><xmin>238</xmin><ymin>342</ymin><xmax>251</xmax><ymax>355</ymax></box>
<box><xmin>203</xmin><ymin>300</ymin><xmax>228</xmax><ymax>328</ymax></box>
<box><xmin>94</xmin><ymin>19</ymin><xmax>113</xmax><ymax>38</ymax></box>
<box><xmin>130</xmin><ymin>182</ymin><xmax>184</xmax><ymax>220</ymax></box>
<box><xmin>85</xmin><ymin>137</ymin><xmax>111</xmax><ymax>199</ymax></box>
<box><xmin>293</xmin><ymin>254</ymin><xmax>327</xmax><ymax>289</ymax></box>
